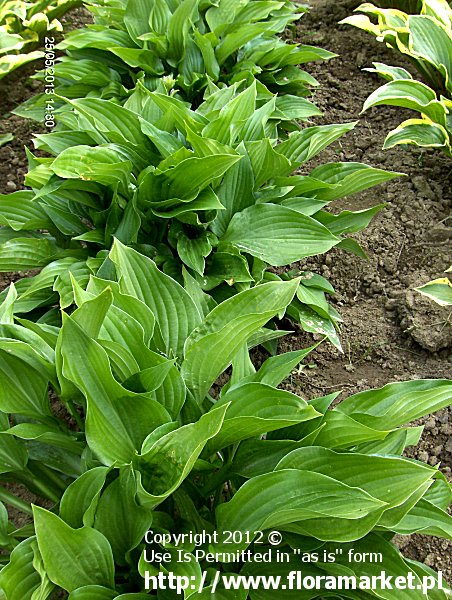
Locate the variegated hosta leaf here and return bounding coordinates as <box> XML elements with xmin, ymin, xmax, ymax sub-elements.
<box><xmin>345</xmin><ymin>1</ymin><xmax>452</xmax><ymax>158</ymax></box>
<box><xmin>415</xmin><ymin>276</ymin><xmax>452</xmax><ymax>306</ymax></box>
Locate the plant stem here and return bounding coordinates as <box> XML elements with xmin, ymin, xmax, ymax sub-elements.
<box><xmin>0</xmin><ymin>487</ymin><xmax>33</xmax><ymax>516</ymax></box>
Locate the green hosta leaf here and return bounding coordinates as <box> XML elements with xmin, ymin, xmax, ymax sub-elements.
<box><xmin>0</xmin><ymin>282</ymin><xmax>16</xmax><ymax>323</ymax></box>
<box><xmin>249</xmin><ymin>345</ymin><xmax>319</xmax><ymax>387</ymax></box>
<box><xmin>6</xmin><ymin>423</ymin><xmax>82</xmax><ymax>455</ymax></box>
<box><xmin>355</xmin><ymin>426</ymin><xmax>424</xmax><ymax>456</ymax></box>
<box><xmin>110</xmin><ymin>47</ymin><xmax>164</xmax><ymax>75</ymax></box>
<box><xmin>84</xmin><ymin>279</ymin><xmax>186</xmax><ymax>417</ymax></box>
<box><xmin>205</xmin><ymin>0</ymin><xmax>244</xmax><ymax>35</ymax></box>
<box><xmin>68</xmin><ymin>587</ymin><xmax>117</xmax><ymax>600</ymax></box>
<box><xmin>34</xmin><ymin>131</ymin><xmax>96</xmax><ymax>155</ymax></box>
<box><xmin>205</xmin><ymin>383</ymin><xmax>320</xmax><ymax>452</ymax></box>
<box><xmin>230</xmin><ymin>438</ymin><xmax>312</xmax><ymax>478</ymax></box>
<box><xmin>147</xmin><ymin>92</ymin><xmax>208</xmax><ymax>133</ymax></box>
<box><xmin>123</xmin><ymin>359</ymin><xmax>174</xmax><ymax>393</ymax></box>
<box><xmin>60</xmin><ymin>314</ymin><xmax>171</xmax><ymax>465</ymax></box>
<box><xmin>277</xmin><ymin>447</ymin><xmax>437</xmax><ymax>513</ymax></box>
<box><xmin>177</xmin><ymin>229</ymin><xmax>213</xmax><ymax>275</ymax></box>
<box><xmin>277</xmin><ymin>447</ymin><xmax>435</xmax><ymax>541</ymax></box>
<box><xmin>0</xmin><ymin>432</ymin><xmax>28</xmax><ymax>474</ymax></box>
<box><xmin>211</xmin><ymin>144</ymin><xmax>255</xmax><ymax>237</ymax></box>
<box><xmin>58</xmin><ymin>29</ymin><xmax>135</xmax><ymax>51</ymax></box>
<box><xmin>315</xmin><ymin>204</ymin><xmax>385</xmax><ymax>236</ymax></box>
<box><xmin>67</xmin><ymin>98</ymin><xmax>150</xmax><ymax>149</ymax></box>
<box><xmin>124</xmin><ymin>0</ymin><xmax>154</xmax><ymax>42</ymax></box>
<box><xmin>274</xmin><ymin>95</ymin><xmax>322</xmax><ymax>120</ymax></box>
<box><xmin>193</xmin><ymin>28</ymin><xmax>220</xmax><ymax>80</ymax></box>
<box><xmin>222</xmin><ymin>204</ymin><xmax>340</xmax><ymax>265</ymax></box>
<box><xmin>86</xmin><ymin>276</ymin><xmax>156</xmax><ymax>345</ymax></box>
<box><xmin>181</xmin><ymin>279</ymin><xmax>299</xmax><ymax>400</ymax></box>
<box><xmin>70</xmin><ymin>286</ymin><xmax>114</xmax><ymax>339</ymax></box>
<box><xmin>0</xmin><ymin>350</ymin><xmax>52</xmax><ymax>419</ymax></box>
<box><xmin>237</xmin><ymin>97</ymin><xmax>276</xmax><ymax>142</ymax></box>
<box><xmin>54</xmin><ymin>261</ymin><xmax>93</xmax><ymax>309</ymax></box>
<box><xmin>0</xmin><ymin>191</ymin><xmax>49</xmax><ymax>231</ymax></box>
<box><xmin>415</xmin><ymin>277</ymin><xmax>452</xmax><ymax>306</ymax></box>
<box><xmin>43</xmin><ymin>204</ymin><xmax>89</xmax><ymax>238</ymax></box>
<box><xmin>308</xmin><ymin>162</ymin><xmax>402</xmax><ymax>202</ymax></box>
<box><xmin>147</xmin><ymin>154</ymin><xmax>241</xmax><ymax>203</ymax></box>
<box><xmin>94</xmin><ymin>467</ymin><xmax>153</xmax><ymax>564</ymax></box>
<box><xmin>337</xmin><ymin>379</ymin><xmax>452</xmax><ymax>430</ymax></box>
<box><xmin>50</xmin><ymin>146</ymin><xmax>133</xmax><ymax>190</ymax></box>
<box><xmin>60</xmin><ymin>467</ymin><xmax>110</xmax><ymax>529</ymax></box>
<box><xmin>134</xmin><ymin>404</ymin><xmax>228</xmax><ymax>509</ymax></box>
<box><xmin>390</xmin><ymin>498</ymin><xmax>452</xmax><ymax>538</ymax></box>
<box><xmin>213</xmin><ymin>469</ymin><xmax>385</xmax><ymax>553</ymax></box>
<box><xmin>34</xmin><ymin>506</ymin><xmax>115</xmax><ymax>593</ymax></box>
<box><xmin>0</xmin><ymin>234</ymin><xmax>60</xmax><ymax>271</ymax></box>
<box><xmin>140</xmin><ymin>118</ymin><xmax>184</xmax><ymax>157</ymax></box>
<box><xmin>150</xmin><ymin>187</ymin><xmax>225</xmax><ymax>219</ymax></box>
<box><xmin>147</xmin><ymin>0</ymin><xmax>172</xmax><ymax>34</ymax></box>
<box><xmin>110</xmin><ymin>240</ymin><xmax>202</xmax><ymax>357</ymax></box>
<box><xmin>203</xmin><ymin>251</ymin><xmax>253</xmax><ymax>289</ymax></box>
<box><xmin>167</xmin><ymin>0</ymin><xmax>199</xmax><ymax>62</ymax></box>
<box><xmin>54</xmin><ymin>264</ymin><xmax>94</xmax><ymax>309</ymax></box>
<box><xmin>0</xmin><ymin>538</ymin><xmax>54</xmax><ymax>600</ymax></box>
<box><xmin>216</xmin><ymin>22</ymin><xmax>274</xmax><ymax>64</ymax></box>
<box><xmin>203</xmin><ymin>84</ymin><xmax>257</xmax><ymax>145</ymax></box>
<box><xmin>309</xmin><ymin>411</ymin><xmax>391</xmax><ymax>449</ymax></box>
<box><xmin>71</xmin><ymin>281</ymin><xmax>151</xmax><ymax>369</ymax></box>
<box><xmin>275</xmin><ymin>123</ymin><xmax>356</xmax><ymax>170</ymax></box>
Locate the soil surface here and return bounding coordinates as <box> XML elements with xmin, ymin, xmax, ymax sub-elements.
<box><xmin>0</xmin><ymin>0</ymin><xmax>450</xmax><ymax>586</ymax></box>
<box><xmin>286</xmin><ymin>0</ymin><xmax>452</xmax><ymax>580</ymax></box>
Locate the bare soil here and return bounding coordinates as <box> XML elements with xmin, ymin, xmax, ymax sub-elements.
<box><xmin>285</xmin><ymin>0</ymin><xmax>452</xmax><ymax>579</ymax></box>
<box><xmin>0</xmin><ymin>0</ymin><xmax>450</xmax><ymax>585</ymax></box>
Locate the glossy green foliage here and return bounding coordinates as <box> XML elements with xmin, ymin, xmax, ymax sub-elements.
<box><xmin>0</xmin><ymin>80</ymin><xmax>401</xmax><ymax>348</ymax></box>
<box><xmin>0</xmin><ymin>246</ymin><xmax>450</xmax><ymax>598</ymax></box>
<box><xmin>17</xmin><ymin>0</ymin><xmax>334</xmax><ymax>112</ymax></box>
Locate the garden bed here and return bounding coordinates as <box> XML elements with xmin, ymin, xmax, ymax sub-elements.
<box><xmin>0</xmin><ymin>0</ymin><xmax>450</xmax><ymax>586</ymax></box>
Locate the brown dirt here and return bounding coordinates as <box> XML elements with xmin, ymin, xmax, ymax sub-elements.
<box><xmin>0</xmin><ymin>0</ymin><xmax>450</xmax><ymax>586</ymax></box>
<box><xmin>284</xmin><ymin>0</ymin><xmax>451</xmax><ymax>581</ymax></box>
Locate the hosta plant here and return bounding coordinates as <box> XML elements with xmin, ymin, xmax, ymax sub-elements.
<box><xmin>342</xmin><ymin>0</ymin><xmax>452</xmax><ymax>93</ymax></box>
<box><xmin>0</xmin><ymin>82</ymin><xmax>401</xmax><ymax>348</ymax></box>
<box><xmin>342</xmin><ymin>0</ymin><xmax>452</xmax><ymax>155</ymax></box>
<box><xmin>15</xmin><ymin>0</ymin><xmax>335</xmax><ymax>120</ymax></box>
<box><xmin>0</xmin><ymin>240</ymin><xmax>450</xmax><ymax>598</ymax></box>
<box><xmin>0</xmin><ymin>0</ymin><xmax>79</xmax><ymax>78</ymax></box>
<box><xmin>360</xmin><ymin>63</ymin><xmax>452</xmax><ymax>156</ymax></box>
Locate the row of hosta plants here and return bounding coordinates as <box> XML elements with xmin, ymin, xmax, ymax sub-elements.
<box><xmin>0</xmin><ymin>0</ymin><xmax>401</xmax><ymax>347</ymax></box>
<box><xmin>16</xmin><ymin>0</ymin><xmax>335</xmax><ymax>116</ymax></box>
<box><xmin>0</xmin><ymin>80</ymin><xmax>401</xmax><ymax>348</ymax></box>
<box><xmin>0</xmin><ymin>241</ymin><xmax>451</xmax><ymax>598</ymax></box>
<box><xmin>0</xmin><ymin>0</ymin><xmax>450</xmax><ymax>597</ymax></box>
<box><xmin>343</xmin><ymin>0</ymin><xmax>452</xmax><ymax>156</ymax></box>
